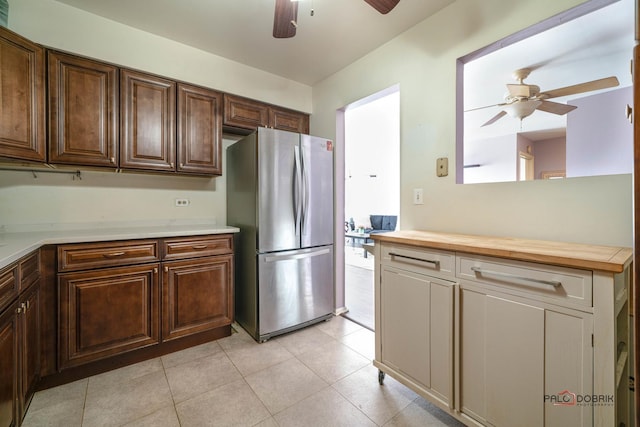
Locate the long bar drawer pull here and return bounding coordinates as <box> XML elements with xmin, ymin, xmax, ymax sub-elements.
<box><xmin>389</xmin><ymin>252</ymin><xmax>440</xmax><ymax>267</ymax></box>
<box><xmin>470</xmin><ymin>266</ymin><xmax>562</xmax><ymax>288</ymax></box>
<box><xmin>191</xmin><ymin>244</ymin><xmax>208</xmax><ymax>250</ymax></box>
<box><xmin>103</xmin><ymin>251</ymin><xmax>126</xmax><ymax>258</ymax></box>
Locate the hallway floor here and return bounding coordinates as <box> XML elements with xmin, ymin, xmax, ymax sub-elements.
<box><xmin>344</xmin><ymin>244</ymin><xmax>375</xmax><ymax>330</ymax></box>
<box><xmin>22</xmin><ymin>317</ymin><xmax>464</xmax><ymax>427</ymax></box>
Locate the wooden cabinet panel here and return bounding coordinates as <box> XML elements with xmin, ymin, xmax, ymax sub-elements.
<box><xmin>223</xmin><ymin>94</ymin><xmax>269</xmax><ymax>130</ymax></box>
<box><xmin>0</xmin><ymin>264</ymin><xmax>18</xmax><ymax>314</ymax></box>
<box><xmin>162</xmin><ymin>255</ymin><xmax>233</xmax><ymax>341</ymax></box>
<box><xmin>120</xmin><ymin>69</ymin><xmax>176</xmax><ymax>171</ymax></box>
<box><xmin>0</xmin><ymin>27</ymin><xmax>45</xmax><ymax>162</ymax></box>
<box><xmin>177</xmin><ymin>84</ymin><xmax>222</xmax><ymax>175</ymax></box>
<box><xmin>269</xmin><ymin>106</ymin><xmax>309</xmax><ymax>134</ymax></box>
<box><xmin>163</xmin><ymin>235</ymin><xmax>233</xmax><ymax>261</ymax></box>
<box><xmin>48</xmin><ymin>51</ymin><xmax>118</xmax><ymax>168</ymax></box>
<box><xmin>18</xmin><ymin>283</ymin><xmax>40</xmax><ymax>418</ymax></box>
<box><xmin>0</xmin><ymin>301</ymin><xmax>18</xmax><ymax>427</ymax></box>
<box><xmin>58</xmin><ymin>264</ymin><xmax>160</xmax><ymax>369</ymax></box>
<box><xmin>57</xmin><ymin>240</ymin><xmax>159</xmax><ymax>272</ymax></box>
<box><xmin>18</xmin><ymin>251</ymin><xmax>39</xmax><ymax>293</ymax></box>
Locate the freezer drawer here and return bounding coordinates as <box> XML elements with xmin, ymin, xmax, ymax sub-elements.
<box><xmin>257</xmin><ymin>246</ymin><xmax>334</xmax><ymax>340</ymax></box>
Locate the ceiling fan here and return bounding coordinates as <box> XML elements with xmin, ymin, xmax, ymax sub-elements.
<box><xmin>273</xmin><ymin>0</ymin><xmax>400</xmax><ymax>38</ymax></box>
<box><xmin>468</xmin><ymin>68</ymin><xmax>620</xmax><ymax>127</ymax></box>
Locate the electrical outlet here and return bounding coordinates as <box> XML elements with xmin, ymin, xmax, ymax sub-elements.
<box><xmin>413</xmin><ymin>188</ymin><xmax>424</xmax><ymax>205</ymax></box>
<box><xmin>175</xmin><ymin>198</ymin><xmax>190</xmax><ymax>207</ymax></box>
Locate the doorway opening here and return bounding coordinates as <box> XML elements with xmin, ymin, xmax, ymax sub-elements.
<box><xmin>341</xmin><ymin>86</ymin><xmax>400</xmax><ymax>330</ymax></box>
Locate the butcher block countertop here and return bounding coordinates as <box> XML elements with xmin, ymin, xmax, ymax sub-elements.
<box><xmin>370</xmin><ymin>230</ymin><xmax>632</xmax><ymax>273</ymax></box>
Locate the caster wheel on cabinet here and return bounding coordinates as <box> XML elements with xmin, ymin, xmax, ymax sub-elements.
<box><xmin>378</xmin><ymin>370</ymin><xmax>386</xmax><ymax>385</ymax></box>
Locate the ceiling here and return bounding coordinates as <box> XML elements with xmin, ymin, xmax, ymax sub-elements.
<box><xmin>462</xmin><ymin>0</ymin><xmax>634</xmax><ymax>142</ymax></box>
<box><xmin>53</xmin><ymin>0</ymin><xmax>455</xmax><ymax>85</ymax></box>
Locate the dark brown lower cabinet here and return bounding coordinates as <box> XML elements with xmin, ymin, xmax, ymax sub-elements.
<box><xmin>58</xmin><ymin>264</ymin><xmax>160</xmax><ymax>369</ymax></box>
<box><xmin>18</xmin><ymin>283</ymin><xmax>40</xmax><ymax>420</ymax></box>
<box><xmin>0</xmin><ymin>301</ymin><xmax>18</xmax><ymax>427</ymax></box>
<box><xmin>162</xmin><ymin>255</ymin><xmax>233</xmax><ymax>341</ymax></box>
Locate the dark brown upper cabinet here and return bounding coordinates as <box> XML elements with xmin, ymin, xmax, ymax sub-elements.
<box><xmin>120</xmin><ymin>69</ymin><xmax>176</xmax><ymax>172</ymax></box>
<box><xmin>48</xmin><ymin>51</ymin><xmax>118</xmax><ymax>168</ymax></box>
<box><xmin>269</xmin><ymin>106</ymin><xmax>309</xmax><ymax>134</ymax></box>
<box><xmin>0</xmin><ymin>27</ymin><xmax>46</xmax><ymax>163</ymax></box>
<box><xmin>177</xmin><ymin>84</ymin><xmax>223</xmax><ymax>175</ymax></box>
<box><xmin>223</xmin><ymin>93</ymin><xmax>309</xmax><ymax>134</ymax></box>
<box><xmin>223</xmin><ymin>94</ymin><xmax>269</xmax><ymax>130</ymax></box>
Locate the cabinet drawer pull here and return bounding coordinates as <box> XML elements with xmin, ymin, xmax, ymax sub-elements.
<box><xmin>191</xmin><ymin>244</ymin><xmax>208</xmax><ymax>250</ymax></box>
<box><xmin>103</xmin><ymin>251</ymin><xmax>126</xmax><ymax>258</ymax></box>
<box><xmin>388</xmin><ymin>252</ymin><xmax>440</xmax><ymax>267</ymax></box>
<box><xmin>470</xmin><ymin>266</ymin><xmax>562</xmax><ymax>288</ymax></box>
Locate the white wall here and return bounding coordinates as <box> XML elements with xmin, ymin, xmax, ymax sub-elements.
<box><xmin>464</xmin><ymin>134</ymin><xmax>517</xmax><ymax>184</ymax></box>
<box><xmin>312</xmin><ymin>0</ymin><xmax>632</xmax><ymax>247</ymax></box>
<box><xmin>0</xmin><ymin>0</ymin><xmax>312</xmax><ymax>229</ymax></box>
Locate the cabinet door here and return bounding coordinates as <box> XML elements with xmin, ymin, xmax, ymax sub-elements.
<box><xmin>177</xmin><ymin>83</ymin><xmax>222</xmax><ymax>175</ymax></box>
<box><xmin>223</xmin><ymin>94</ymin><xmax>269</xmax><ymax>131</ymax></box>
<box><xmin>0</xmin><ymin>27</ymin><xmax>45</xmax><ymax>162</ymax></box>
<box><xmin>269</xmin><ymin>106</ymin><xmax>309</xmax><ymax>134</ymax></box>
<box><xmin>58</xmin><ymin>264</ymin><xmax>160</xmax><ymax>369</ymax></box>
<box><xmin>162</xmin><ymin>255</ymin><xmax>233</xmax><ymax>341</ymax></box>
<box><xmin>0</xmin><ymin>302</ymin><xmax>18</xmax><ymax>427</ymax></box>
<box><xmin>380</xmin><ymin>265</ymin><xmax>454</xmax><ymax>404</ymax></box>
<box><xmin>120</xmin><ymin>69</ymin><xmax>176</xmax><ymax>171</ymax></box>
<box><xmin>18</xmin><ymin>283</ymin><xmax>40</xmax><ymax>419</ymax></box>
<box><xmin>48</xmin><ymin>51</ymin><xmax>118</xmax><ymax>167</ymax></box>
<box><xmin>460</xmin><ymin>287</ymin><xmax>593</xmax><ymax>426</ymax></box>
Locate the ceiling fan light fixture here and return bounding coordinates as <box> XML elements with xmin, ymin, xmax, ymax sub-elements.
<box><xmin>503</xmin><ymin>99</ymin><xmax>542</xmax><ymax>120</ymax></box>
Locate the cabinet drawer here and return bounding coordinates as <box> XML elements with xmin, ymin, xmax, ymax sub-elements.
<box><xmin>381</xmin><ymin>243</ymin><xmax>455</xmax><ymax>279</ymax></box>
<box><xmin>58</xmin><ymin>240</ymin><xmax>160</xmax><ymax>272</ymax></box>
<box><xmin>0</xmin><ymin>263</ymin><xmax>18</xmax><ymax>312</ymax></box>
<box><xmin>457</xmin><ymin>255</ymin><xmax>592</xmax><ymax>308</ymax></box>
<box><xmin>19</xmin><ymin>250</ymin><xmax>40</xmax><ymax>291</ymax></box>
<box><xmin>163</xmin><ymin>235</ymin><xmax>233</xmax><ymax>260</ymax></box>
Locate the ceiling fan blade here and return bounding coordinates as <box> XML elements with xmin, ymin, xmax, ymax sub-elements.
<box><xmin>481</xmin><ymin>111</ymin><xmax>507</xmax><ymax>127</ymax></box>
<box><xmin>536</xmin><ymin>100</ymin><xmax>577</xmax><ymax>115</ymax></box>
<box><xmin>273</xmin><ymin>0</ymin><xmax>298</xmax><ymax>38</ymax></box>
<box><xmin>540</xmin><ymin>76</ymin><xmax>619</xmax><ymax>99</ymax></box>
<box><xmin>364</xmin><ymin>0</ymin><xmax>400</xmax><ymax>14</ymax></box>
<box><xmin>465</xmin><ymin>102</ymin><xmax>508</xmax><ymax>113</ymax></box>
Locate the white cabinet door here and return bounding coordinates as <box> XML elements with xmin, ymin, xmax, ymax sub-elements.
<box><xmin>380</xmin><ymin>265</ymin><xmax>454</xmax><ymax>405</ymax></box>
<box><xmin>461</xmin><ymin>287</ymin><xmax>593</xmax><ymax>427</ymax></box>
<box><xmin>485</xmin><ymin>295</ymin><xmax>544</xmax><ymax>427</ymax></box>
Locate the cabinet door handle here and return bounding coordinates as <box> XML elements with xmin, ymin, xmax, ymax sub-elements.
<box><xmin>153</xmin><ymin>267</ymin><xmax>158</xmax><ymax>274</ymax></box>
<box><xmin>388</xmin><ymin>252</ymin><xmax>440</xmax><ymax>267</ymax></box>
<box><xmin>470</xmin><ymin>266</ymin><xmax>562</xmax><ymax>288</ymax></box>
<box><xmin>191</xmin><ymin>244</ymin><xmax>208</xmax><ymax>250</ymax></box>
<box><xmin>164</xmin><ymin>266</ymin><xmax>169</xmax><ymax>273</ymax></box>
<box><xmin>103</xmin><ymin>251</ymin><xmax>126</xmax><ymax>258</ymax></box>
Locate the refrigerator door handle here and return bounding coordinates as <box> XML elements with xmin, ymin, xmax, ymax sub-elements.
<box><xmin>264</xmin><ymin>248</ymin><xmax>331</xmax><ymax>262</ymax></box>
<box><xmin>301</xmin><ymin>145</ymin><xmax>310</xmax><ymax>235</ymax></box>
<box><xmin>293</xmin><ymin>145</ymin><xmax>303</xmax><ymax>238</ymax></box>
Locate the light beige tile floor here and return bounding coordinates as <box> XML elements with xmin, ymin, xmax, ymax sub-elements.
<box><xmin>22</xmin><ymin>316</ymin><xmax>466</xmax><ymax>427</ymax></box>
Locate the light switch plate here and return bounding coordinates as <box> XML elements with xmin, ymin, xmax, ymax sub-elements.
<box><xmin>413</xmin><ymin>188</ymin><xmax>424</xmax><ymax>205</ymax></box>
<box><xmin>436</xmin><ymin>157</ymin><xmax>448</xmax><ymax>177</ymax></box>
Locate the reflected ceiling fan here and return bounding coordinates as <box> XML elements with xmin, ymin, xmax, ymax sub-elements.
<box><xmin>468</xmin><ymin>68</ymin><xmax>620</xmax><ymax>127</ymax></box>
<box><xmin>273</xmin><ymin>0</ymin><xmax>400</xmax><ymax>38</ymax></box>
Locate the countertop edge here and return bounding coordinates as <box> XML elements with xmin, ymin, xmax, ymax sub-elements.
<box><xmin>370</xmin><ymin>231</ymin><xmax>632</xmax><ymax>273</ymax></box>
<box><xmin>0</xmin><ymin>225</ymin><xmax>240</xmax><ymax>270</ymax></box>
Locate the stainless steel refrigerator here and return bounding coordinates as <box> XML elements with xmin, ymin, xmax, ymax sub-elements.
<box><xmin>227</xmin><ymin>127</ymin><xmax>334</xmax><ymax>342</ymax></box>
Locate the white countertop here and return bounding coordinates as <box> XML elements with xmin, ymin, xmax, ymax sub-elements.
<box><xmin>0</xmin><ymin>223</ymin><xmax>239</xmax><ymax>269</ymax></box>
